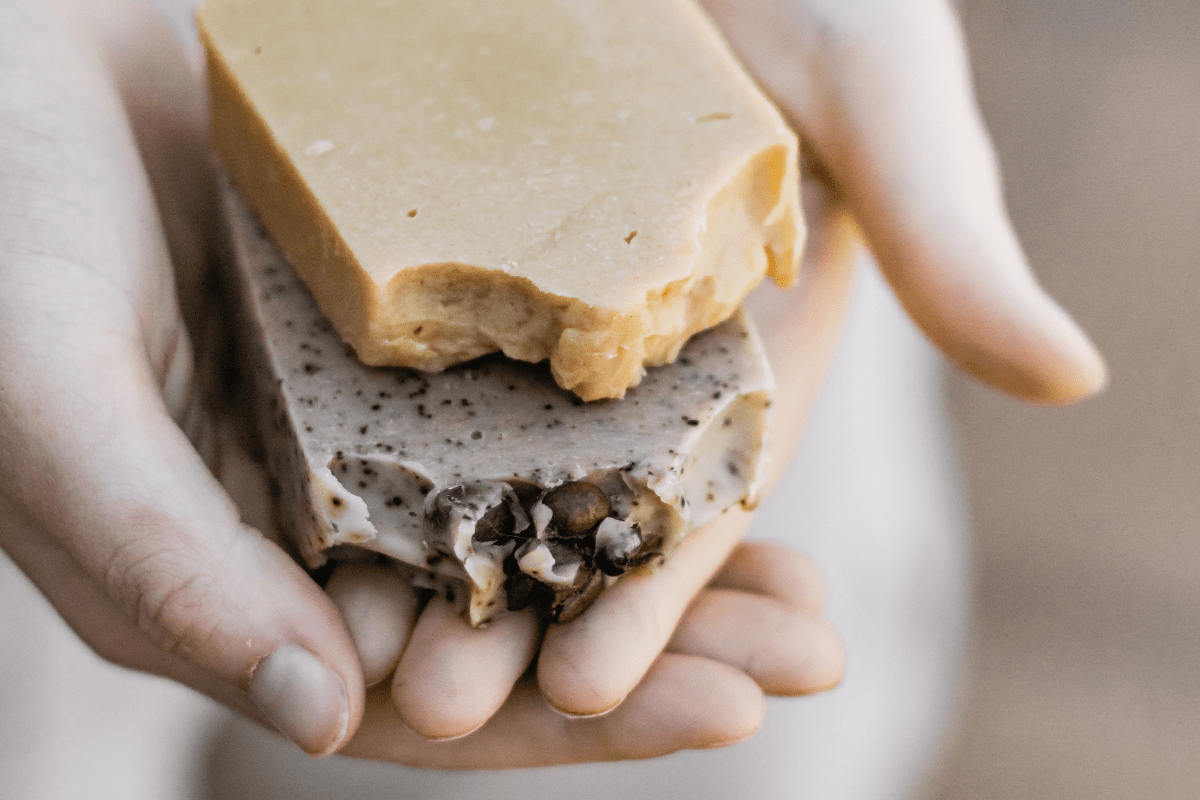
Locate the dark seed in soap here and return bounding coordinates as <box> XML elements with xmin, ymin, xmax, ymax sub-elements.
<box><xmin>503</xmin><ymin>478</ymin><xmax>543</xmax><ymax>513</ymax></box>
<box><xmin>553</xmin><ymin>569</ymin><xmax>605</xmax><ymax>623</ymax></box>
<box><xmin>543</xmin><ymin>481</ymin><xmax>610</xmax><ymax>536</ymax></box>
<box><xmin>505</xmin><ymin>572</ymin><xmax>550</xmax><ymax>612</ymax></box>
<box><xmin>473</xmin><ymin>500</ymin><xmax>515</xmax><ymax>543</ymax></box>
<box><xmin>596</xmin><ymin>545</ymin><xmax>635</xmax><ymax>576</ymax></box>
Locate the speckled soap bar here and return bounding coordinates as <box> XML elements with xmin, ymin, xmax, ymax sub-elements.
<box><xmin>223</xmin><ymin>184</ymin><xmax>773</xmax><ymax>625</ymax></box>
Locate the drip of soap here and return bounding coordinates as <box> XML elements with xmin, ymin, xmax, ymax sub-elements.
<box><xmin>197</xmin><ymin>0</ymin><xmax>803</xmax><ymax>400</ymax></box>
<box><xmin>221</xmin><ymin>183</ymin><xmax>773</xmax><ymax>625</ymax></box>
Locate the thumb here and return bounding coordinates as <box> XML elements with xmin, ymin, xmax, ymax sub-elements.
<box><xmin>0</xmin><ymin>334</ymin><xmax>363</xmax><ymax>756</ymax></box>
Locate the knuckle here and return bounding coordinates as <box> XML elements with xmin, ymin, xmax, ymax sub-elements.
<box><xmin>100</xmin><ymin>507</ymin><xmax>225</xmax><ymax>659</ymax></box>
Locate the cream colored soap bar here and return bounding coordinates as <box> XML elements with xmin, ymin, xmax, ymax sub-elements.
<box><xmin>198</xmin><ymin>0</ymin><xmax>802</xmax><ymax>400</ymax></box>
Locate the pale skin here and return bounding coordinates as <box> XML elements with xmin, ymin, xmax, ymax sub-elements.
<box><xmin>0</xmin><ymin>0</ymin><xmax>1103</xmax><ymax>766</ymax></box>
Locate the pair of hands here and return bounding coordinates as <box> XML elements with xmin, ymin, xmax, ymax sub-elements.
<box><xmin>0</xmin><ymin>0</ymin><xmax>1103</xmax><ymax>766</ymax></box>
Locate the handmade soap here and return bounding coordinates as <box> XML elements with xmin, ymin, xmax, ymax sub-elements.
<box><xmin>198</xmin><ymin>0</ymin><xmax>802</xmax><ymax>400</ymax></box>
<box><xmin>222</xmin><ymin>184</ymin><xmax>773</xmax><ymax>624</ymax></box>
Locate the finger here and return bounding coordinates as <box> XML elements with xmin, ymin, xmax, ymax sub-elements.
<box><xmin>668</xmin><ymin>588</ymin><xmax>843</xmax><ymax>695</ymax></box>
<box><xmin>537</xmin><ymin>507</ymin><xmax>751</xmax><ymax>716</ymax></box>
<box><xmin>325</xmin><ymin>561</ymin><xmax>421</xmax><ymax>687</ymax></box>
<box><xmin>709</xmin><ymin>540</ymin><xmax>826</xmax><ymax>611</ymax></box>
<box><xmin>703</xmin><ymin>0</ymin><xmax>1105</xmax><ymax>403</ymax></box>
<box><xmin>392</xmin><ymin>589</ymin><xmax>540</xmax><ymax>740</ymax></box>
<box><xmin>346</xmin><ymin>653</ymin><xmax>764</xmax><ymax>767</ymax></box>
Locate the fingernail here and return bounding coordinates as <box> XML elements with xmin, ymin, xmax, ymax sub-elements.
<box><xmin>248</xmin><ymin>645</ymin><xmax>349</xmax><ymax>756</ymax></box>
<box><xmin>395</xmin><ymin>714</ymin><xmax>485</xmax><ymax>742</ymax></box>
<box><xmin>544</xmin><ymin>696</ymin><xmax>621</xmax><ymax>719</ymax></box>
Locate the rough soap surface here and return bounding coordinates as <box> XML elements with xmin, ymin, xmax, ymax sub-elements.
<box><xmin>222</xmin><ymin>184</ymin><xmax>773</xmax><ymax>624</ymax></box>
<box><xmin>199</xmin><ymin>0</ymin><xmax>803</xmax><ymax>400</ymax></box>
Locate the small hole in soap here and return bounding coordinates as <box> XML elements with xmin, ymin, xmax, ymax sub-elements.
<box><xmin>407</xmin><ymin>208</ymin><xmax>418</xmax><ymax>217</ymax></box>
<box><xmin>624</xmin><ymin>230</ymin><xmax>637</xmax><ymax>244</ymax></box>
<box><xmin>697</xmin><ymin>112</ymin><xmax>732</xmax><ymax>122</ymax></box>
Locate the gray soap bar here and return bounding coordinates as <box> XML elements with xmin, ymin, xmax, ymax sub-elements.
<box><xmin>221</xmin><ymin>182</ymin><xmax>773</xmax><ymax>625</ymax></box>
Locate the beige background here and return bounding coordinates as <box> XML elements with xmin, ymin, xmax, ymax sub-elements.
<box><xmin>930</xmin><ymin>0</ymin><xmax>1200</xmax><ymax>797</ymax></box>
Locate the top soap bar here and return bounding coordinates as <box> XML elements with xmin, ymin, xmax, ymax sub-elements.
<box><xmin>198</xmin><ymin>0</ymin><xmax>802</xmax><ymax>400</ymax></box>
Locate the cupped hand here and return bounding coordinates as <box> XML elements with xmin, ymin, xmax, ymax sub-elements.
<box><xmin>0</xmin><ymin>0</ymin><xmax>845</xmax><ymax>764</ymax></box>
<box><xmin>379</xmin><ymin>0</ymin><xmax>1111</xmax><ymax>738</ymax></box>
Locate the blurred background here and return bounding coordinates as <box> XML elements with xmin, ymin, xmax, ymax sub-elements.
<box><xmin>928</xmin><ymin>0</ymin><xmax>1200</xmax><ymax>797</ymax></box>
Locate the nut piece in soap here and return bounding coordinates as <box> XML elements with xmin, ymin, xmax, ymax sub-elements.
<box><xmin>542</xmin><ymin>481</ymin><xmax>611</xmax><ymax>537</ymax></box>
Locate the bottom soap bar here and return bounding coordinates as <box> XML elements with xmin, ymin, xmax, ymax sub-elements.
<box><xmin>223</xmin><ymin>183</ymin><xmax>774</xmax><ymax>625</ymax></box>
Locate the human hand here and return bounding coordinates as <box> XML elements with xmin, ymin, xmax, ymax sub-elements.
<box><xmin>512</xmin><ymin>0</ymin><xmax>1112</xmax><ymax>740</ymax></box>
<box><xmin>0</xmin><ymin>0</ymin><xmax>844</xmax><ymax>764</ymax></box>
<box><xmin>433</xmin><ymin>0</ymin><xmax>1111</xmax><ymax>733</ymax></box>
<box><xmin>0</xmin><ymin>0</ymin><xmax>368</xmax><ymax>756</ymax></box>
